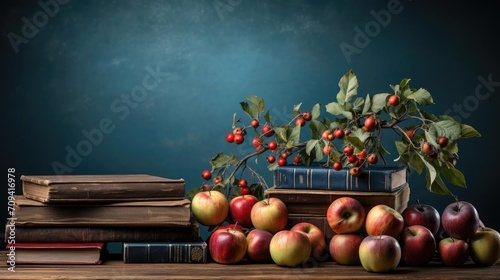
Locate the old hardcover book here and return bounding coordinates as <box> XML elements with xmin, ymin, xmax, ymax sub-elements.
<box><xmin>6</xmin><ymin>243</ymin><xmax>104</xmax><ymax>264</ymax></box>
<box><xmin>123</xmin><ymin>241</ymin><xmax>208</xmax><ymax>263</ymax></box>
<box><xmin>12</xmin><ymin>195</ymin><xmax>191</xmax><ymax>227</ymax></box>
<box><xmin>265</xmin><ymin>183</ymin><xmax>410</xmax><ymax>216</ymax></box>
<box><xmin>273</xmin><ymin>164</ymin><xmax>407</xmax><ymax>192</ymax></box>
<box><xmin>20</xmin><ymin>174</ymin><xmax>185</xmax><ymax>203</ymax></box>
<box><xmin>6</xmin><ymin>220</ymin><xmax>201</xmax><ymax>243</ymax></box>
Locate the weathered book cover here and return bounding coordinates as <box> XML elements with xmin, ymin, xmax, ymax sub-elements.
<box><xmin>123</xmin><ymin>241</ymin><xmax>208</xmax><ymax>263</ymax></box>
<box><xmin>6</xmin><ymin>243</ymin><xmax>104</xmax><ymax>265</ymax></box>
<box><xmin>12</xmin><ymin>195</ymin><xmax>192</xmax><ymax>227</ymax></box>
<box><xmin>265</xmin><ymin>183</ymin><xmax>410</xmax><ymax>213</ymax></box>
<box><xmin>273</xmin><ymin>164</ymin><xmax>407</xmax><ymax>192</ymax></box>
<box><xmin>20</xmin><ymin>174</ymin><xmax>185</xmax><ymax>203</ymax></box>
<box><xmin>6</xmin><ymin>220</ymin><xmax>201</xmax><ymax>243</ymax></box>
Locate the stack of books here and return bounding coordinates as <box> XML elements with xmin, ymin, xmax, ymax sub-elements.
<box><xmin>266</xmin><ymin>164</ymin><xmax>410</xmax><ymax>239</ymax></box>
<box><xmin>5</xmin><ymin>174</ymin><xmax>207</xmax><ymax>264</ymax></box>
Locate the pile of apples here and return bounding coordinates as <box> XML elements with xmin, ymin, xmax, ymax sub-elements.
<box><xmin>191</xmin><ymin>190</ymin><xmax>500</xmax><ymax>272</ymax></box>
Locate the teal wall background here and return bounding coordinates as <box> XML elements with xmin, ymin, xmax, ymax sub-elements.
<box><xmin>2</xmin><ymin>0</ymin><xmax>499</xmax><ymax>241</ymax></box>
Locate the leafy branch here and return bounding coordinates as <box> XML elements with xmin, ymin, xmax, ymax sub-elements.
<box><xmin>187</xmin><ymin>70</ymin><xmax>481</xmax><ymax>200</ymax></box>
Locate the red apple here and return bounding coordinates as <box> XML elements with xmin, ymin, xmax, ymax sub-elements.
<box><xmin>269</xmin><ymin>230</ymin><xmax>311</xmax><ymax>267</ymax></box>
<box><xmin>441</xmin><ymin>200</ymin><xmax>480</xmax><ymax>240</ymax></box>
<box><xmin>359</xmin><ymin>235</ymin><xmax>401</xmax><ymax>273</ymax></box>
<box><xmin>399</xmin><ymin>225</ymin><xmax>436</xmax><ymax>266</ymax></box>
<box><xmin>402</xmin><ymin>200</ymin><xmax>441</xmax><ymax>235</ymax></box>
<box><xmin>208</xmin><ymin>228</ymin><xmax>247</xmax><ymax>264</ymax></box>
<box><xmin>329</xmin><ymin>233</ymin><xmax>364</xmax><ymax>265</ymax></box>
<box><xmin>250</xmin><ymin>198</ymin><xmax>288</xmax><ymax>234</ymax></box>
<box><xmin>290</xmin><ymin>222</ymin><xmax>326</xmax><ymax>260</ymax></box>
<box><xmin>191</xmin><ymin>190</ymin><xmax>229</xmax><ymax>226</ymax></box>
<box><xmin>468</xmin><ymin>227</ymin><xmax>500</xmax><ymax>266</ymax></box>
<box><xmin>438</xmin><ymin>237</ymin><xmax>470</xmax><ymax>267</ymax></box>
<box><xmin>365</xmin><ymin>204</ymin><xmax>404</xmax><ymax>238</ymax></box>
<box><xmin>326</xmin><ymin>197</ymin><xmax>366</xmax><ymax>234</ymax></box>
<box><xmin>246</xmin><ymin>229</ymin><xmax>274</xmax><ymax>263</ymax></box>
<box><xmin>229</xmin><ymin>194</ymin><xmax>259</xmax><ymax>228</ymax></box>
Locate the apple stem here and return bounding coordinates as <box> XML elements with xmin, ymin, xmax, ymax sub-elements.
<box><xmin>233</xmin><ymin>221</ymin><xmax>239</xmax><ymax>231</ymax></box>
<box><xmin>453</xmin><ymin>194</ymin><xmax>460</xmax><ymax>211</ymax></box>
<box><xmin>416</xmin><ymin>199</ymin><xmax>421</xmax><ymax>207</ymax></box>
<box><xmin>337</xmin><ymin>217</ymin><xmax>346</xmax><ymax>226</ymax></box>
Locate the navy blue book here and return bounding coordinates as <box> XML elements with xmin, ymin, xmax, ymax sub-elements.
<box><xmin>273</xmin><ymin>164</ymin><xmax>407</xmax><ymax>192</ymax></box>
<box><xmin>122</xmin><ymin>242</ymin><xmax>208</xmax><ymax>263</ymax></box>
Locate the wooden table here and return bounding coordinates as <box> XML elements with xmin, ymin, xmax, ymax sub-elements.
<box><xmin>1</xmin><ymin>252</ymin><xmax>499</xmax><ymax>279</ymax></box>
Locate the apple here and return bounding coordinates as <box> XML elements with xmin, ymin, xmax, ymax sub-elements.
<box><xmin>326</xmin><ymin>197</ymin><xmax>366</xmax><ymax>234</ymax></box>
<box><xmin>290</xmin><ymin>222</ymin><xmax>326</xmax><ymax>260</ymax></box>
<box><xmin>246</xmin><ymin>229</ymin><xmax>274</xmax><ymax>263</ymax></box>
<box><xmin>402</xmin><ymin>200</ymin><xmax>441</xmax><ymax>235</ymax></box>
<box><xmin>359</xmin><ymin>235</ymin><xmax>401</xmax><ymax>273</ymax></box>
<box><xmin>329</xmin><ymin>233</ymin><xmax>364</xmax><ymax>265</ymax></box>
<box><xmin>208</xmin><ymin>228</ymin><xmax>247</xmax><ymax>264</ymax></box>
<box><xmin>269</xmin><ymin>230</ymin><xmax>311</xmax><ymax>267</ymax></box>
<box><xmin>438</xmin><ymin>237</ymin><xmax>470</xmax><ymax>267</ymax></box>
<box><xmin>468</xmin><ymin>227</ymin><xmax>500</xmax><ymax>266</ymax></box>
<box><xmin>399</xmin><ymin>225</ymin><xmax>436</xmax><ymax>266</ymax></box>
<box><xmin>191</xmin><ymin>190</ymin><xmax>229</xmax><ymax>226</ymax></box>
<box><xmin>250</xmin><ymin>197</ymin><xmax>288</xmax><ymax>234</ymax></box>
<box><xmin>441</xmin><ymin>200</ymin><xmax>480</xmax><ymax>240</ymax></box>
<box><xmin>216</xmin><ymin>223</ymin><xmax>246</xmax><ymax>232</ymax></box>
<box><xmin>365</xmin><ymin>204</ymin><xmax>404</xmax><ymax>238</ymax></box>
<box><xmin>229</xmin><ymin>194</ymin><xmax>259</xmax><ymax>228</ymax></box>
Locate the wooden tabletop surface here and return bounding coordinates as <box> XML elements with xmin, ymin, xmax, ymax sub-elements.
<box><xmin>1</xmin><ymin>252</ymin><xmax>499</xmax><ymax>279</ymax></box>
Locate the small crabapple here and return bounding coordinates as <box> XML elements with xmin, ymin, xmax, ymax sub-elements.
<box><xmin>226</xmin><ymin>133</ymin><xmax>235</xmax><ymax>143</ymax></box>
<box><xmin>343</xmin><ymin>146</ymin><xmax>354</xmax><ymax>156</ymax></box>
<box><xmin>240</xmin><ymin>187</ymin><xmax>250</xmax><ymax>196</ymax></box>
<box><xmin>421</xmin><ymin>142</ymin><xmax>434</xmax><ymax>155</ymax></box>
<box><xmin>233</xmin><ymin>127</ymin><xmax>243</xmax><ymax>135</ymax></box>
<box><xmin>321</xmin><ymin>130</ymin><xmax>331</xmax><ymax>140</ymax></box>
<box><xmin>262</xmin><ymin>125</ymin><xmax>274</xmax><ymax>137</ymax></box>
<box><xmin>334</xmin><ymin>129</ymin><xmax>345</xmax><ymax>139</ymax></box>
<box><xmin>212</xmin><ymin>176</ymin><xmax>222</xmax><ymax>185</ymax></box>
<box><xmin>293</xmin><ymin>156</ymin><xmax>301</xmax><ymax>164</ymax></box>
<box><xmin>347</xmin><ymin>154</ymin><xmax>357</xmax><ymax>163</ymax></box>
<box><xmin>252</xmin><ymin>137</ymin><xmax>262</xmax><ymax>147</ymax></box>
<box><xmin>267</xmin><ymin>141</ymin><xmax>278</xmax><ymax>150</ymax></box>
<box><xmin>238</xmin><ymin>179</ymin><xmax>248</xmax><ymax>188</ymax></box>
<box><xmin>295</xmin><ymin>117</ymin><xmax>306</xmax><ymax>127</ymax></box>
<box><xmin>364</xmin><ymin>116</ymin><xmax>376</xmax><ymax>132</ymax></box>
<box><xmin>367</xmin><ymin>153</ymin><xmax>378</xmax><ymax>164</ymax></box>
<box><xmin>406</xmin><ymin>130</ymin><xmax>415</xmax><ymax>139</ymax></box>
<box><xmin>201</xmin><ymin>170</ymin><xmax>212</xmax><ymax>180</ymax></box>
<box><xmin>438</xmin><ymin>136</ymin><xmax>449</xmax><ymax>147</ymax></box>
<box><xmin>333</xmin><ymin>162</ymin><xmax>342</xmax><ymax>171</ymax></box>
<box><xmin>251</xmin><ymin>119</ymin><xmax>260</xmax><ymax>128</ymax></box>
<box><xmin>388</xmin><ymin>95</ymin><xmax>400</xmax><ymax>106</ymax></box>
<box><xmin>267</xmin><ymin>155</ymin><xmax>276</xmax><ymax>163</ymax></box>
<box><xmin>277</xmin><ymin>158</ymin><xmax>287</xmax><ymax>166</ymax></box>
<box><xmin>302</xmin><ymin>112</ymin><xmax>312</xmax><ymax>121</ymax></box>
<box><xmin>234</xmin><ymin>134</ymin><xmax>244</xmax><ymax>144</ymax></box>
<box><xmin>350</xmin><ymin>167</ymin><xmax>362</xmax><ymax>177</ymax></box>
<box><xmin>357</xmin><ymin>149</ymin><xmax>367</xmax><ymax>159</ymax></box>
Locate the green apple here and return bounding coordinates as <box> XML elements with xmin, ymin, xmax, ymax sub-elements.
<box><xmin>269</xmin><ymin>230</ymin><xmax>311</xmax><ymax>267</ymax></box>
<box><xmin>191</xmin><ymin>190</ymin><xmax>229</xmax><ymax>226</ymax></box>
<box><xmin>468</xmin><ymin>227</ymin><xmax>500</xmax><ymax>266</ymax></box>
<box><xmin>359</xmin><ymin>235</ymin><xmax>401</xmax><ymax>272</ymax></box>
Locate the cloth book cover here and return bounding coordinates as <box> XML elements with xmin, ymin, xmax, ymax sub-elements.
<box><xmin>12</xmin><ymin>195</ymin><xmax>192</xmax><ymax>227</ymax></box>
<box><xmin>6</xmin><ymin>243</ymin><xmax>104</xmax><ymax>265</ymax></box>
<box><xmin>122</xmin><ymin>242</ymin><xmax>208</xmax><ymax>263</ymax></box>
<box><xmin>20</xmin><ymin>174</ymin><xmax>185</xmax><ymax>203</ymax></box>
<box><xmin>273</xmin><ymin>164</ymin><xmax>407</xmax><ymax>192</ymax></box>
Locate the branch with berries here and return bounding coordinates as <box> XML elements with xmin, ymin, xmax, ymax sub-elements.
<box><xmin>188</xmin><ymin>70</ymin><xmax>481</xmax><ymax>200</ymax></box>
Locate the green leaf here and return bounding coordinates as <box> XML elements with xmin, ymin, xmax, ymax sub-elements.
<box><xmin>311</xmin><ymin>103</ymin><xmax>321</xmax><ymax>120</ymax></box>
<box><xmin>440</xmin><ymin>165</ymin><xmax>466</xmax><ymax>187</ymax></box>
<box><xmin>308</xmin><ymin>120</ymin><xmax>327</xmax><ymax>139</ymax></box>
<box><xmin>362</xmin><ymin>94</ymin><xmax>371</xmax><ymax>114</ymax></box>
<box><xmin>273</xmin><ymin>127</ymin><xmax>287</xmax><ymax>143</ymax></box>
<box><xmin>352</xmin><ymin>97</ymin><xmax>365</xmax><ymax>113</ymax></box>
<box><xmin>336</xmin><ymin>70</ymin><xmax>358</xmax><ymax>105</ymax></box>
<box><xmin>345</xmin><ymin>135</ymin><xmax>364</xmax><ymax>151</ymax></box>
<box><xmin>399</xmin><ymin>78</ymin><xmax>411</xmax><ymax>92</ymax></box>
<box><xmin>417</xmin><ymin>153</ymin><xmax>438</xmax><ymax>185</ymax></box>
<box><xmin>371</xmin><ymin>93</ymin><xmax>390</xmax><ymax>113</ymax></box>
<box><xmin>264</xmin><ymin>109</ymin><xmax>271</xmax><ymax>123</ymax></box>
<box><xmin>427</xmin><ymin>174</ymin><xmax>452</xmax><ymax>195</ymax></box>
<box><xmin>287</xmin><ymin>125</ymin><xmax>301</xmax><ymax>146</ymax></box>
<box><xmin>460</xmin><ymin>124</ymin><xmax>481</xmax><ymax>138</ymax></box>
<box><xmin>430</xmin><ymin>120</ymin><xmax>462</xmax><ymax>141</ymax></box>
<box><xmin>210</xmin><ymin>152</ymin><xmax>239</xmax><ymax>171</ymax></box>
<box><xmin>408</xmin><ymin>149</ymin><xmax>425</xmax><ymax>174</ymax></box>
<box><xmin>247</xmin><ymin>95</ymin><xmax>265</xmax><ymax>113</ymax></box>
<box><xmin>325</xmin><ymin>102</ymin><xmax>353</xmax><ymax>119</ymax></box>
<box><xmin>186</xmin><ymin>187</ymin><xmax>201</xmax><ymax>198</ymax></box>
<box><xmin>292</xmin><ymin>102</ymin><xmax>302</xmax><ymax>117</ymax></box>
<box><xmin>408</xmin><ymin>88</ymin><xmax>433</xmax><ymax>106</ymax></box>
<box><xmin>306</xmin><ymin>139</ymin><xmax>319</xmax><ymax>155</ymax></box>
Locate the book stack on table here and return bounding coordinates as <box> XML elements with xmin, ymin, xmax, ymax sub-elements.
<box><xmin>266</xmin><ymin>164</ymin><xmax>410</xmax><ymax>239</ymax></box>
<box><xmin>5</xmin><ymin>174</ymin><xmax>207</xmax><ymax>265</ymax></box>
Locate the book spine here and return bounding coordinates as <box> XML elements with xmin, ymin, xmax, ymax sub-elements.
<box><xmin>123</xmin><ymin>242</ymin><xmax>208</xmax><ymax>263</ymax></box>
<box><xmin>7</xmin><ymin>224</ymin><xmax>201</xmax><ymax>243</ymax></box>
<box><xmin>273</xmin><ymin>166</ymin><xmax>405</xmax><ymax>191</ymax></box>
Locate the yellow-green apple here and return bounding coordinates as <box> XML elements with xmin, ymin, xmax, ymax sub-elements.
<box><xmin>329</xmin><ymin>233</ymin><xmax>364</xmax><ymax>265</ymax></box>
<box><xmin>290</xmin><ymin>222</ymin><xmax>326</xmax><ymax>260</ymax></box>
<box><xmin>438</xmin><ymin>237</ymin><xmax>470</xmax><ymax>266</ymax></box>
<box><xmin>245</xmin><ymin>228</ymin><xmax>274</xmax><ymax>263</ymax></box>
<box><xmin>229</xmin><ymin>194</ymin><xmax>259</xmax><ymax>228</ymax></box>
<box><xmin>359</xmin><ymin>235</ymin><xmax>401</xmax><ymax>273</ymax></box>
<box><xmin>191</xmin><ymin>190</ymin><xmax>229</xmax><ymax>226</ymax></box>
<box><xmin>208</xmin><ymin>228</ymin><xmax>247</xmax><ymax>264</ymax></box>
<box><xmin>441</xmin><ymin>200</ymin><xmax>480</xmax><ymax>240</ymax></box>
<box><xmin>399</xmin><ymin>225</ymin><xmax>436</xmax><ymax>266</ymax></box>
<box><xmin>402</xmin><ymin>200</ymin><xmax>441</xmax><ymax>235</ymax></box>
<box><xmin>326</xmin><ymin>197</ymin><xmax>366</xmax><ymax>234</ymax></box>
<box><xmin>269</xmin><ymin>230</ymin><xmax>311</xmax><ymax>267</ymax></box>
<box><xmin>468</xmin><ymin>227</ymin><xmax>500</xmax><ymax>266</ymax></box>
<box><xmin>365</xmin><ymin>204</ymin><xmax>404</xmax><ymax>238</ymax></box>
<box><xmin>250</xmin><ymin>197</ymin><xmax>288</xmax><ymax>234</ymax></box>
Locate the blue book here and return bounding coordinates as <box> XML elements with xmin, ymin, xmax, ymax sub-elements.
<box><xmin>273</xmin><ymin>164</ymin><xmax>407</xmax><ymax>192</ymax></box>
<box><xmin>122</xmin><ymin>242</ymin><xmax>208</xmax><ymax>263</ymax></box>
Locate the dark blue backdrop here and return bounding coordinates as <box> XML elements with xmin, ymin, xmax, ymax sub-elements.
<box><xmin>2</xmin><ymin>0</ymin><xmax>499</xmax><ymax>240</ymax></box>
